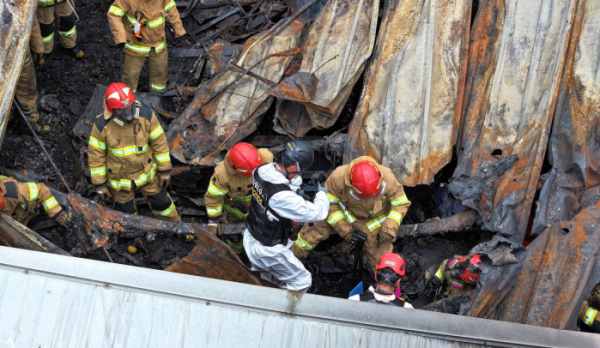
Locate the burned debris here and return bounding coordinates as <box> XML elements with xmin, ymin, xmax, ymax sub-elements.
<box><xmin>1</xmin><ymin>0</ymin><xmax>600</xmax><ymax>337</ymax></box>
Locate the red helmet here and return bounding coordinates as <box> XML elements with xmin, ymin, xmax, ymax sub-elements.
<box><xmin>228</xmin><ymin>143</ymin><xmax>262</xmax><ymax>176</ymax></box>
<box><xmin>458</xmin><ymin>254</ymin><xmax>482</xmax><ymax>285</ymax></box>
<box><xmin>376</xmin><ymin>252</ymin><xmax>406</xmax><ymax>276</ymax></box>
<box><xmin>105</xmin><ymin>82</ymin><xmax>135</xmax><ymax>112</ymax></box>
<box><xmin>350</xmin><ymin>160</ymin><xmax>383</xmax><ymax>198</ymax></box>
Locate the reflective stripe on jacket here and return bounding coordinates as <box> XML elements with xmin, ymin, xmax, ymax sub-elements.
<box><xmin>88</xmin><ymin>101</ymin><xmax>172</xmax><ymax>190</ymax></box>
<box><xmin>0</xmin><ymin>177</ymin><xmax>62</xmax><ymax>218</ymax></box>
<box><xmin>204</xmin><ymin>148</ymin><xmax>274</xmax><ymax>219</ymax></box>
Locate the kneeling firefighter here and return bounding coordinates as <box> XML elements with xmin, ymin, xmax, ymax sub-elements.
<box><xmin>87</xmin><ymin>82</ymin><xmax>180</xmax><ymax>222</ymax></box>
<box><xmin>243</xmin><ymin>140</ymin><xmax>329</xmax><ymax>292</ymax></box>
<box><xmin>204</xmin><ymin>142</ymin><xmax>274</xmax><ymax>254</ymax></box>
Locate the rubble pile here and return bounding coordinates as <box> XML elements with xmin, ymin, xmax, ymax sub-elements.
<box><xmin>1</xmin><ymin>0</ymin><xmax>600</xmax><ymax>334</ymax></box>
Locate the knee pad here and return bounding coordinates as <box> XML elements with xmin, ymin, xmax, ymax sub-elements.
<box><xmin>146</xmin><ymin>190</ymin><xmax>172</xmax><ymax>212</ymax></box>
<box><xmin>40</xmin><ymin>22</ymin><xmax>55</xmax><ymax>38</ymax></box>
<box><xmin>114</xmin><ymin>199</ymin><xmax>136</xmax><ymax>215</ymax></box>
<box><xmin>59</xmin><ymin>13</ymin><xmax>76</xmax><ymax>32</ymax></box>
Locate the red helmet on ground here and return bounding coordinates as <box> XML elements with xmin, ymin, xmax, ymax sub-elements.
<box><xmin>376</xmin><ymin>252</ymin><xmax>406</xmax><ymax>276</ymax></box>
<box><xmin>350</xmin><ymin>160</ymin><xmax>383</xmax><ymax>198</ymax></box>
<box><xmin>458</xmin><ymin>254</ymin><xmax>482</xmax><ymax>285</ymax></box>
<box><xmin>228</xmin><ymin>143</ymin><xmax>262</xmax><ymax>176</ymax></box>
<box><xmin>105</xmin><ymin>82</ymin><xmax>135</xmax><ymax>112</ymax></box>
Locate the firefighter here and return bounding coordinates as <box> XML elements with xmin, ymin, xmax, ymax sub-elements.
<box><xmin>580</xmin><ymin>283</ymin><xmax>600</xmax><ymax>333</ymax></box>
<box><xmin>37</xmin><ymin>0</ymin><xmax>84</xmax><ymax>61</ymax></box>
<box><xmin>204</xmin><ymin>143</ymin><xmax>274</xmax><ymax>254</ymax></box>
<box><xmin>107</xmin><ymin>0</ymin><xmax>186</xmax><ymax>92</ymax></box>
<box><xmin>88</xmin><ymin>82</ymin><xmax>180</xmax><ymax>222</ymax></box>
<box><xmin>0</xmin><ymin>176</ymin><xmax>71</xmax><ymax>228</ymax></box>
<box><xmin>292</xmin><ymin>156</ymin><xmax>411</xmax><ymax>271</ymax></box>
<box><xmin>349</xmin><ymin>252</ymin><xmax>413</xmax><ymax>308</ymax></box>
<box><xmin>412</xmin><ymin>254</ymin><xmax>483</xmax><ymax>308</ymax></box>
<box><xmin>244</xmin><ymin>140</ymin><xmax>329</xmax><ymax>292</ymax></box>
<box><xmin>14</xmin><ymin>17</ymin><xmax>51</xmax><ymax>135</ymax></box>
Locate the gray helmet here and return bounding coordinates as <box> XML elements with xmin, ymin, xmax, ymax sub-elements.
<box><xmin>282</xmin><ymin>140</ymin><xmax>314</xmax><ymax>173</ymax></box>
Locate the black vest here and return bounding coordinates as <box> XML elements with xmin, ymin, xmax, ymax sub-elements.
<box><xmin>359</xmin><ymin>292</ymin><xmax>408</xmax><ymax>307</ymax></box>
<box><xmin>246</xmin><ymin>165</ymin><xmax>293</xmax><ymax>246</ymax></box>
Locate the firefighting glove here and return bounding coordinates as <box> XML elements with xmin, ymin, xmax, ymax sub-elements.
<box><xmin>96</xmin><ymin>184</ymin><xmax>112</xmax><ymax>202</ymax></box>
<box><xmin>425</xmin><ymin>273</ymin><xmax>444</xmax><ymax>298</ymax></box>
<box><xmin>53</xmin><ymin>210</ymin><xmax>73</xmax><ymax>229</ymax></box>
<box><xmin>158</xmin><ymin>171</ymin><xmax>171</xmax><ymax>190</ymax></box>
<box><xmin>588</xmin><ymin>283</ymin><xmax>600</xmax><ymax>310</ymax></box>
<box><xmin>377</xmin><ymin>231</ymin><xmax>395</xmax><ymax>247</ymax></box>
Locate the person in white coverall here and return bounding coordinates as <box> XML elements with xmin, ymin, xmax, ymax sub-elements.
<box><xmin>243</xmin><ymin>140</ymin><xmax>329</xmax><ymax>292</ymax></box>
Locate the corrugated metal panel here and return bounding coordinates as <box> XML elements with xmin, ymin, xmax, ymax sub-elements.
<box><xmin>532</xmin><ymin>0</ymin><xmax>600</xmax><ymax>235</ymax></box>
<box><xmin>269</xmin><ymin>0</ymin><xmax>379</xmax><ymax>138</ymax></box>
<box><xmin>0</xmin><ymin>246</ymin><xmax>597</xmax><ymax>347</ymax></box>
<box><xmin>343</xmin><ymin>0</ymin><xmax>472</xmax><ymax>186</ymax></box>
<box><xmin>448</xmin><ymin>0</ymin><xmax>577</xmax><ymax>242</ymax></box>
<box><xmin>166</xmin><ymin>19</ymin><xmax>306</xmax><ymax>166</ymax></box>
<box><xmin>0</xmin><ymin>0</ymin><xmax>37</xmax><ymax>148</ymax></box>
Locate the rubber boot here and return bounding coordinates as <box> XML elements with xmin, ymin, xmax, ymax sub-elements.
<box><xmin>62</xmin><ymin>45</ymin><xmax>84</xmax><ymax>58</ymax></box>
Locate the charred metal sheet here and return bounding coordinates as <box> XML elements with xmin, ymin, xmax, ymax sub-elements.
<box><xmin>448</xmin><ymin>0</ymin><xmax>577</xmax><ymax>242</ymax></box>
<box><xmin>67</xmin><ymin>194</ymin><xmax>272</xmax><ymax>286</ymax></box>
<box><xmin>269</xmin><ymin>0</ymin><xmax>379</xmax><ymax>138</ymax></box>
<box><xmin>166</xmin><ymin>19</ymin><xmax>306</xmax><ymax>166</ymax></box>
<box><xmin>343</xmin><ymin>0</ymin><xmax>472</xmax><ymax>186</ymax></box>
<box><xmin>491</xmin><ymin>198</ymin><xmax>600</xmax><ymax>329</ymax></box>
<box><xmin>532</xmin><ymin>0</ymin><xmax>600</xmax><ymax>235</ymax></box>
<box><xmin>0</xmin><ymin>0</ymin><xmax>37</xmax><ymax>148</ymax></box>
<box><xmin>0</xmin><ymin>213</ymin><xmax>70</xmax><ymax>256</ymax></box>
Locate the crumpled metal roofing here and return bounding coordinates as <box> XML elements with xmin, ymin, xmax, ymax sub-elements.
<box><xmin>343</xmin><ymin>0</ymin><xmax>472</xmax><ymax>185</ymax></box>
<box><xmin>0</xmin><ymin>0</ymin><xmax>37</xmax><ymax>148</ymax></box>
<box><xmin>269</xmin><ymin>0</ymin><xmax>379</xmax><ymax>138</ymax></box>
<box><xmin>532</xmin><ymin>0</ymin><xmax>600</xmax><ymax>236</ymax></box>
<box><xmin>448</xmin><ymin>0</ymin><xmax>577</xmax><ymax>242</ymax></box>
<box><xmin>166</xmin><ymin>19</ymin><xmax>306</xmax><ymax>165</ymax></box>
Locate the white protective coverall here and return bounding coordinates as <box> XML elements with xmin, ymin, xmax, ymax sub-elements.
<box><xmin>243</xmin><ymin>163</ymin><xmax>329</xmax><ymax>292</ymax></box>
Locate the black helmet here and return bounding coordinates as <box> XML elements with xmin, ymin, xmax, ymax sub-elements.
<box><xmin>282</xmin><ymin>140</ymin><xmax>314</xmax><ymax>174</ymax></box>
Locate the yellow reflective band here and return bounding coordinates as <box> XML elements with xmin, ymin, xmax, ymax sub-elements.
<box><xmin>366</xmin><ymin>216</ymin><xmax>387</xmax><ymax>232</ymax></box>
<box><xmin>584</xmin><ymin>308</ymin><xmax>598</xmax><ymax>326</ymax></box>
<box><xmin>134</xmin><ymin>164</ymin><xmax>158</xmax><ymax>186</ymax></box>
<box><xmin>109</xmin><ymin>144</ymin><xmax>148</xmax><ymax>157</ymax></box>
<box><xmin>42</xmin><ymin>33</ymin><xmax>54</xmax><ymax>43</ymax></box>
<box><xmin>435</xmin><ymin>267</ymin><xmax>444</xmax><ymax>281</ymax></box>
<box><xmin>388</xmin><ymin>211</ymin><xmax>403</xmax><ymax>225</ymax></box>
<box><xmin>20</xmin><ymin>203</ymin><xmax>28</xmax><ymax>210</ymax></box>
<box><xmin>150</xmin><ymin>83</ymin><xmax>166</xmax><ymax>91</ymax></box>
<box><xmin>294</xmin><ymin>234</ymin><xmax>316</xmax><ymax>251</ymax></box>
<box><xmin>327</xmin><ymin>211</ymin><xmax>345</xmax><ymax>226</ymax></box>
<box><xmin>327</xmin><ymin>193</ymin><xmax>340</xmax><ymax>203</ymax></box>
<box><xmin>90</xmin><ymin>166</ymin><xmax>107</xmax><ymax>177</ymax></box>
<box><xmin>39</xmin><ymin>0</ymin><xmax>54</xmax><ymax>4</ymax></box>
<box><xmin>125</xmin><ymin>43</ymin><xmax>151</xmax><ymax>54</ymax></box>
<box><xmin>125</xmin><ymin>13</ymin><xmax>137</xmax><ymax>26</ymax></box>
<box><xmin>146</xmin><ymin>17</ymin><xmax>165</xmax><ymax>28</ymax></box>
<box><xmin>42</xmin><ymin>197</ymin><xmax>58</xmax><ymax>211</ymax></box>
<box><xmin>58</xmin><ymin>26</ymin><xmax>76</xmax><ymax>37</ymax></box>
<box><xmin>155</xmin><ymin>41</ymin><xmax>166</xmax><ymax>53</ymax></box>
<box><xmin>153</xmin><ymin>202</ymin><xmax>175</xmax><ymax>217</ymax></box>
<box><xmin>224</xmin><ymin>204</ymin><xmax>247</xmax><ymax>218</ymax></box>
<box><xmin>206</xmin><ymin>205</ymin><xmax>223</xmax><ymax>216</ymax></box>
<box><xmin>342</xmin><ymin>206</ymin><xmax>357</xmax><ymax>224</ymax></box>
<box><xmin>109</xmin><ymin>5</ymin><xmax>124</xmax><ymax>17</ymax></box>
<box><xmin>232</xmin><ymin>195</ymin><xmax>252</xmax><ymax>202</ymax></box>
<box><xmin>148</xmin><ymin>126</ymin><xmax>164</xmax><ymax>140</ymax></box>
<box><xmin>391</xmin><ymin>194</ymin><xmax>409</xmax><ymax>206</ymax></box>
<box><xmin>89</xmin><ymin>137</ymin><xmax>106</xmax><ymax>150</ymax></box>
<box><xmin>208</xmin><ymin>182</ymin><xmax>228</xmax><ymax>196</ymax></box>
<box><xmin>164</xmin><ymin>0</ymin><xmax>176</xmax><ymax>11</ymax></box>
<box><xmin>227</xmin><ymin>239</ymin><xmax>243</xmax><ymax>250</ymax></box>
<box><xmin>27</xmin><ymin>183</ymin><xmax>38</xmax><ymax>202</ymax></box>
<box><xmin>108</xmin><ymin>178</ymin><xmax>132</xmax><ymax>191</ymax></box>
<box><xmin>154</xmin><ymin>152</ymin><xmax>170</xmax><ymax>163</ymax></box>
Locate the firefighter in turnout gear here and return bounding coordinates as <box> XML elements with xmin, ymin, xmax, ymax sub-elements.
<box><xmin>37</xmin><ymin>0</ymin><xmax>84</xmax><ymax>59</ymax></box>
<box><xmin>14</xmin><ymin>18</ymin><xmax>51</xmax><ymax>135</ymax></box>
<box><xmin>580</xmin><ymin>283</ymin><xmax>600</xmax><ymax>333</ymax></box>
<box><xmin>244</xmin><ymin>140</ymin><xmax>329</xmax><ymax>292</ymax></box>
<box><xmin>107</xmin><ymin>0</ymin><xmax>186</xmax><ymax>92</ymax></box>
<box><xmin>88</xmin><ymin>83</ymin><xmax>180</xmax><ymax>221</ymax></box>
<box><xmin>292</xmin><ymin>156</ymin><xmax>411</xmax><ymax>271</ymax></box>
<box><xmin>0</xmin><ymin>176</ymin><xmax>71</xmax><ymax>228</ymax></box>
<box><xmin>204</xmin><ymin>143</ymin><xmax>274</xmax><ymax>254</ymax></box>
<box><xmin>349</xmin><ymin>253</ymin><xmax>413</xmax><ymax>308</ymax></box>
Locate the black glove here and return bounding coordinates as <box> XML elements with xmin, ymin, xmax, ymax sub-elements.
<box><xmin>53</xmin><ymin>210</ymin><xmax>73</xmax><ymax>229</ymax></box>
<box><xmin>425</xmin><ymin>275</ymin><xmax>443</xmax><ymax>298</ymax></box>
<box><xmin>117</xmin><ymin>43</ymin><xmax>125</xmax><ymax>50</ymax></box>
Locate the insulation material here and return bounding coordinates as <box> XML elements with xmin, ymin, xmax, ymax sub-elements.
<box><xmin>448</xmin><ymin>0</ymin><xmax>577</xmax><ymax>242</ymax></box>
